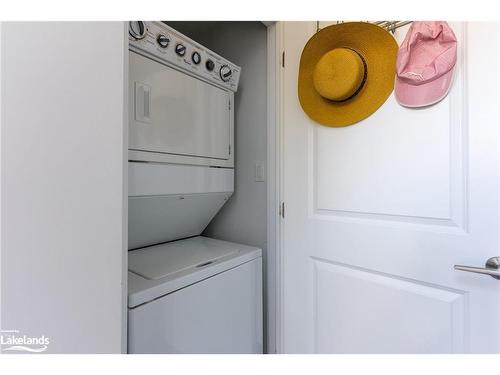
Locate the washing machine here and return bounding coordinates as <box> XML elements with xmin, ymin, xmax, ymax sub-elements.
<box><xmin>128</xmin><ymin>236</ymin><xmax>262</xmax><ymax>353</ymax></box>
<box><xmin>127</xmin><ymin>21</ymin><xmax>263</xmax><ymax>354</ymax></box>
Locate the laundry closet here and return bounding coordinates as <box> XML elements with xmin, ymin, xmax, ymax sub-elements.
<box><xmin>4</xmin><ymin>20</ymin><xmax>497</xmax><ymax>355</ymax></box>
<box><xmin>126</xmin><ymin>21</ymin><xmax>269</xmax><ymax>354</ymax></box>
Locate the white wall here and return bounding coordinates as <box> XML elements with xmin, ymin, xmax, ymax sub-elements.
<box><xmin>198</xmin><ymin>23</ymin><xmax>268</xmax><ymax>252</ymax></box>
<box><xmin>0</xmin><ymin>22</ymin><xmax>3</xmax><ymax>347</ymax></box>
<box><xmin>167</xmin><ymin>22</ymin><xmax>270</xmax><ymax>351</ymax></box>
<box><xmin>0</xmin><ymin>22</ymin><xmax>127</xmax><ymax>353</ymax></box>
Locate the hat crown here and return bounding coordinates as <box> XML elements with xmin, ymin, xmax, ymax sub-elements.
<box><xmin>396</xmin><ymin>21</ymin><xmax>457</xmax><ymax>85</ymax></box>
<box><xmin>312</xmin><ymin>48</ymin><xmax>366</xmax><ymax>101</ymax></box>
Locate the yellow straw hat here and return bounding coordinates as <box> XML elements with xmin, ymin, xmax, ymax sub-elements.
<box><xmin>298</xmin><ymin>22</ymin><xmax>398</xmax><ymax>127</ymax></box>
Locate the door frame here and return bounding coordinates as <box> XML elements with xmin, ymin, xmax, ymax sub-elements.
<box><xmin>265</xmin><ymin>21</ymin><xmax>285</xmax><ymax>354</ymax></box>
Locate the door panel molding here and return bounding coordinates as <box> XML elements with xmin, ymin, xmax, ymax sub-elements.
<box><xmin>310</xmin><ymin>24</ymin><xmax>468</xmax><ymax>232</ymax></box>
<box><xmin>312</xmin><ymin>257</ymin><xmax>467</xmax><ymax>353</ymax></box>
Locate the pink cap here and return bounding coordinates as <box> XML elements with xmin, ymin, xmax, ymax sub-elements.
<box><xmin>395</xmin><ymin>21</ymin><xmax>457</xmax><ymax>107</ymax></box>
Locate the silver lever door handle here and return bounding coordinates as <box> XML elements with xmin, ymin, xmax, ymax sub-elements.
<box><xmin>454</xmin><ymin>257</ymin><xmax>500</xmax><ymax>280</ymax></box>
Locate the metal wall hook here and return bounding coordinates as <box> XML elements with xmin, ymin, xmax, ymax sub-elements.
<box><xmin>390</xmin><ymin>21</ymin><xmax>397</xmax><ymax>34</ymax></box>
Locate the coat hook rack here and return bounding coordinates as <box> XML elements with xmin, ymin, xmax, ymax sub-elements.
<box><xmin>315</xmin><ymin>21</ymin><xmax>412</xmax><ymax>34</ymax></box>
<box><xmin>373</xmin><ymin>20</ymin><xmax>412</xmax><ymax>33</ymax></box>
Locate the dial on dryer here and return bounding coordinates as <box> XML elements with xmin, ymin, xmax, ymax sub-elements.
<box><xmin>157</xmin><ymin>34</ymin><xmax>170</xmax><ymax>48</ymax></box>
<box><xmin>205</xmin><ymin>59</ymin><xmax>215</xmax><ymax>71</ymax></box>
<box><xmin>192</xmin><ymin>51</ymin><xmax>201</xmax><ymax>65</ymax></box>
<box><xmin>175</xmin><ymin>43</ymin><xmax>187</xmax><ymax>57</ymax></box>
<box><xmin>219</xmin><ymin>65</ymin><xmax>232</xmax><ymax>82</ymax></box>
<box><xmin>129</xmin><ymin>21</ymin><xmax>147</xmax><ymax>40</ymax></box>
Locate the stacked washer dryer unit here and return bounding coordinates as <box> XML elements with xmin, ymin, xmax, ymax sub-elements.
<box><xmin>127</xmin><ymin>21</ymin><xmax>263</xmax><ymax>354</ymax></box>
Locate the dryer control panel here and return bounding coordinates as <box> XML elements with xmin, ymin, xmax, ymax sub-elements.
<box><xmin>128</xmin><ymin>21</ymin><xmax>241</xmax><ymax>92</ymax></box>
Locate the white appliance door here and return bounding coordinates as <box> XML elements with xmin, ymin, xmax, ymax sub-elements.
<box><xmin>280</xmin><ymin>22</ymin><xmax>500</xmax><ymax>353</ymax></box>
<box><xmin>128</xmin><ymin>258</ymin><xmax>263</xmax><ymax>354</ymax></box>
<box><xmin>129</xmin><ymin>51</ymin><xmax>231</xmax><ymax>160</ymax></box>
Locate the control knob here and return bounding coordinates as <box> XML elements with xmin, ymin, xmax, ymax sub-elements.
<box><xmin>205</xmin><ymin>59</ymin><xmax>215</xmax><ymax>71</ymax></box>
<box><xmin>157</xmin><ymin>34</ymin><xmax>170</xmax><ymax>48</ymax></box>
<box><xmin>192</xmin><ymin>51</ymin><xmax>201</xmax><ymax>65</ymax></box>
<box><xmin>219</xmin><ymin>65</ymin><xmax>232</xmax><ymax>82</ymax></box>
<box><xmin>129</xmin><ymin>21</ymin><xmax>146</xmax><ymax>40</ymax></box>
<box><xmin>175</xmin><ymin>43</ymin><xmax>187</xmax><ymax>57</ymax></box>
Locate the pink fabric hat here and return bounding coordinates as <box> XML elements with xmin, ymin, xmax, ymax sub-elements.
<box><xmin>395</xmin><ymin>21</ymin><xmax>457</xmax><ymax>107</ymax></box>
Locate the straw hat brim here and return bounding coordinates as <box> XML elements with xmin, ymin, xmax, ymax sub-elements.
<box><xmin>298</xmin><ymin>22</ymin><xmax>398</xmax><ymax>127</ymax></box>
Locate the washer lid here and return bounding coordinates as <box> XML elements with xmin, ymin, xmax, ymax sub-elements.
<box><xmin>129</xmin><ymin>236</ymin><xmax>240</xmax><ymax>280</ymax></box>
<box><xmin>128</xmin><ymin>236</ymin><xmax>262</xmax><ymax>308</ymax></box>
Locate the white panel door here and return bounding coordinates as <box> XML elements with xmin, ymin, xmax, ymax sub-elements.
<box><xmin>281</xmin><ymin>22</ymin><xmax>500</xmax><ymax>353</ymax></box>
<box><xmin>129</xmin><ymin>51</ymin><xmax>231</xmax><ymax>160</ymax></box>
